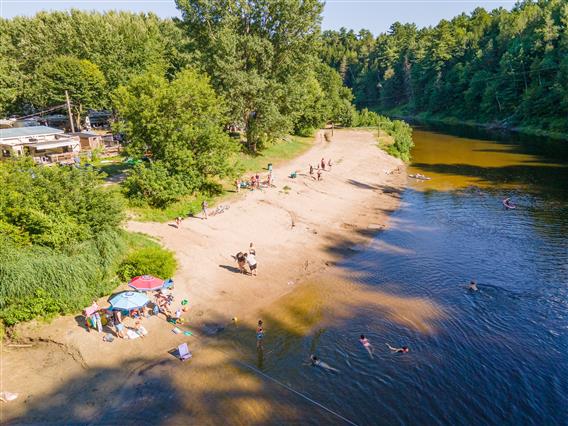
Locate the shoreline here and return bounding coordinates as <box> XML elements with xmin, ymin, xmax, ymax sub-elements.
<box><xmin>385</xmin><ymin>112</ymin><xmax>568</xmax><ymax>143</ymax></box>
<box><xmin>1</xmin><ymin>129</ymin><xmax>406</xmax><ymax>423</ymax></box>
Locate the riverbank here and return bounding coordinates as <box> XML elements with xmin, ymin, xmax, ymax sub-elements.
<box><xmin>1</xmin><ymin>129</ymin><xmax>405</xmax><ymax>424</ymax></box>
<box><xmin>383</xmin><ymin>110</ymin><xmax>568</xmax><ymax>143</ymax></box>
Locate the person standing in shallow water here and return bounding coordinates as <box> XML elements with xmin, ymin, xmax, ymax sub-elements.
<box><xmin>256</xmin><ymin>320</ymin><xmax>264</xmax><ymax>348</ymax></box>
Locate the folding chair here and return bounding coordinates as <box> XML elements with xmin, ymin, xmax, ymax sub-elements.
<box><xmin>178</xmin><ymin>343</ymin><xmax>192</xmax><ymax>361</ymax></box>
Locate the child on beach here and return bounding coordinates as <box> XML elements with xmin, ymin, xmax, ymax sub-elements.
<box><xmin>249</xmin><ymin>242</ymin><xmax>256</xmax><ymax>256</ymax></box>
<box><xmin>245</xmin><ymin>252</ymin><xmax>257</xmax><ymax>276</ymax></box>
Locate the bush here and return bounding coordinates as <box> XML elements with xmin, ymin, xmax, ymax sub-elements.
<box><xmin>117</xmin><ymin>246</ymin><xmax>177</xmax><ymax>281</ymax></box>
<box><xmin>386</xmin><ymin>119</ymin><xmax>414</xmax><ymax>162</ymax></box>
<box><xmin>295</xmin><ymin>126</ymin><xmax>316</xmax><ymax>137</ymax></box>
<box><xmin>123</xmin><ymin>162</ymin><xmax>190</xmax><ymax>208</ymax></box>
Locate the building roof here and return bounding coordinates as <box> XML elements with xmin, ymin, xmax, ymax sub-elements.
<box><xmin>0</xmin><ymin>126</ymin><xmax>63</xmax><ymax>140</ymax></box>
<box><xmin>31</xmin><ymin>139</ymin><xmax>79</xmax><ymax>151</ymax></box>
<box><xmin>70</xmin><ymin>132</ymin><xmax>100</xmax><ymax>138</ymax></box>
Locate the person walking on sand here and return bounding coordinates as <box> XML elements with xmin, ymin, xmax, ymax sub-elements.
<box><xmin>236</xmin><ymin>252</ymin><xmax>247</xmax><ymax>274</ymax></box>
<box><xmin>317</xmin><ymin>169</ymin><xmax>322</xmax><ymax>181</ymax></box>
<box><xmin>245</xmin><ymin>252</ymin><xmax>258</xmax><ymax>276</ymax></box>
<box><xmin>309</xmin><ymin>164</ymin><xmax>314</xmax><ymax>176</ymax></box>
<box><xmin>328</xmin><ymin>159</ymin><xmax>332</xmax><ymax>170</ymax></box>
<box><xmin>201</xmin><ymin>200</ymin><xmax>208</xmax><ymax>220</ymax></box>
<box><xmin>175</xmin><ymin>216</ymin><xmax>182</xmax><ymax>228</ymax></box>
<box><xmin>321</xmin><ymin>158</ymin><xmax>326</xmax><ymax>170</ymax></box>
<box><xmin>235</xmin><ymin>179</ymin><xmax>240</xmax><ymax>193</ymax></box>
<box><xmin>255</xmin><ymin>173</ymin><xmax>260</xmax><ymax>189</ymax></box>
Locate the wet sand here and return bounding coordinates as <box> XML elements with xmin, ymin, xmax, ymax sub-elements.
<box><xmin>1</xmin><ymin>129</ymin><xmax>406</xmax><ymax>424</ymax></box>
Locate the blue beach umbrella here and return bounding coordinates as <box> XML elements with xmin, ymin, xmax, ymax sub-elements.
<box><xmin>109</xmin><ymin>291</ymin><xmax>149</xmax><ymax>311</ymax></box>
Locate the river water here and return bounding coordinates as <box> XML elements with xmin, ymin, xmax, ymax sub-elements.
<box><xmin>214</xmin><ymin>127</ymin><xmax>568</xmax><ymax>425</ymax></box>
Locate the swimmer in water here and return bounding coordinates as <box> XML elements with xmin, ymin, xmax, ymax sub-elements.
<box><xmin>468</xmin><ymin>280</ymin><xmax>479</xmax><ymax>292</ymax></box>
<box><xmin>310</xmin><ymin>355</ymin><xmax>340</xmax><ymax>372</ymax></box>
<box><xmin>386</xmin><ymin>344</ymin><xmax>409</xmax><ymax>354</ymax></box>
<box><xmin>359</xmin><ymin>334</ymin><xmax>374</xmax><ymax>358</ymax></box>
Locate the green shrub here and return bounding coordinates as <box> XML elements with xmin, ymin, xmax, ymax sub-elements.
<box><xmin>123</xmin><ymin>162</ymin><xmax>190</xmax><ymax>208</ymax></box>
<box><xmin>117</xmin><ymin>246</ymin><xmax>177</xmax><ymax>281</ymax></box>
<box><xmin>1</xmin><ymin>289</ymin><xmax>66</xmax><ymax>326</ymax></box>
<box><xmin>295</xmin><ymin>126</ymin><xmax>316</xmax><ymax>137</ymax></box>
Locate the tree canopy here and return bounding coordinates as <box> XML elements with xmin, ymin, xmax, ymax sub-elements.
<box><xmin>320</xmin><ymin>0</ymin><xmax>568</xmax><ymax>135</ymax></box>
<box><xmin>113</xmin><ymin>68</ymin><xmax>239</xmax><ymax>207</ymax></box>
<box><xmin>0</xmin><ymin>158</ymin><xmax>123</xmax><ymax>250</ymax></box>
<box><xmin>175</xmin><ymin>0</ymin><xmax>331</xmax><ymax>149</ymax></box>
<box><xmin>0</xmin><ymin>10</ymin><xmax>190</xmax><ymax>115</ymax></box>
<box><xmin>34</xmin><ymin>56</ymin><xmax>107</xmax><ymax>126</ymax></box>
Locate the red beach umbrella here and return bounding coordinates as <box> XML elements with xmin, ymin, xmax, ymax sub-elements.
<box><xmin>128</xmin><ymin>275</ymin><xmax>164</xmax><ymax>292</ymax></box>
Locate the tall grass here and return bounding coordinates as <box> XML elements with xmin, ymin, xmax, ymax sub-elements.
<box><xmin>0</xmin><ymin>230</ymin><xmax>177</xmax><ymax>328</ymax></box>
<box><xmin>0</xmin><ymin>231</ymin><xmax>124</xmax><ymax>326</ymax></box>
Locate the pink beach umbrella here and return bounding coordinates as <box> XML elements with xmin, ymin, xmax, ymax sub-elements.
<box><xmin>128</xmin><ymin>275</ymin><xmax>164</xmax><ymax>292</ymax></box>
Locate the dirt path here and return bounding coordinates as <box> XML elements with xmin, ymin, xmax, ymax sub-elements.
<box><xmin>1</xmin><ymin>129</ymin><xmax>405</xmax><ymax>424</ymax></box>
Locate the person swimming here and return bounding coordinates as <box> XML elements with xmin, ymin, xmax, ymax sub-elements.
<box><xmin>310</xmin><ymin>355</ymin><xmax>340</xmax><ymax>372</ymax></box>
<box><xmin>359</xmin><ymin>334</ymin><xmax>374</xmax><ymax>358</ymax></box>
<box><xmin>468</xmin><ymin>280</ymin><xmax>479</xmax><ymax>292</ymax></box>
<box><xmin>386</xmin><ymin>344</ymin><xmax>409</xmax><ymax>354</ymax></box>
<box><xmin>503</xmin><ymin>197</ymin><xmax>516</xmax><ymax>209</ymax></box>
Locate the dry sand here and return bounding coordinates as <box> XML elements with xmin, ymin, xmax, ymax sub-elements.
<box><xmin>1</xmin><ymin>129</ymin><xmax>407</xmax><ymax>424</ymax></box>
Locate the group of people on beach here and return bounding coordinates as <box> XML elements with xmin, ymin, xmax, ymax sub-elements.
<box><xmin>235</xmin><ymin>242</ymin><xmax>258</xmax><ymax>276</ymax></box>
<box><xmin>309</xmin><ymin>158</ymin><xmax>332</xmax><ymax>181</ymax></box>
<box><xmin>235</xmin><ymin>170</ymin><xmax>275</xmax><ymax>193</ymax></box>
<box><xmin>106</xmin><ymin>308</ymin><xmax>148</xmax><ymax>340</ymax></box>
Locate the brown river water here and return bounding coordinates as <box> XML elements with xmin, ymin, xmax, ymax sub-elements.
<box><xmin>35</xmin><ymin>127</ymin><xmax>568</xmax><ymax>425</ymax></box>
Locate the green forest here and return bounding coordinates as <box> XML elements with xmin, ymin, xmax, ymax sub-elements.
<box><xmin>320</xmin><ymin>0</ymin><xmax>568</xmax><ymax>137</ymax></box>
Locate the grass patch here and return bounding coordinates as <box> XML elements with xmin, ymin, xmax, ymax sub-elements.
<box><xmin>236</xmin><ymin>135</ymin><xmax>314</xmax><ymax>173</ymax></box>
<box><xmin>128</xmin><ymin>195</ymin><xmax>206</xmax><ymax>223</ymax></box>
<box><xmin>126</xmin><ymin>135</ymin><xmax>315</xmax><ymax>222</ymax></box>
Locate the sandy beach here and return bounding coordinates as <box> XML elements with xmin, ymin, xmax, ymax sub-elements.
<box><xmin>1</xmin><ymin>129</ymin><xmax>406</xmax><ymax>424</ymax></box>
